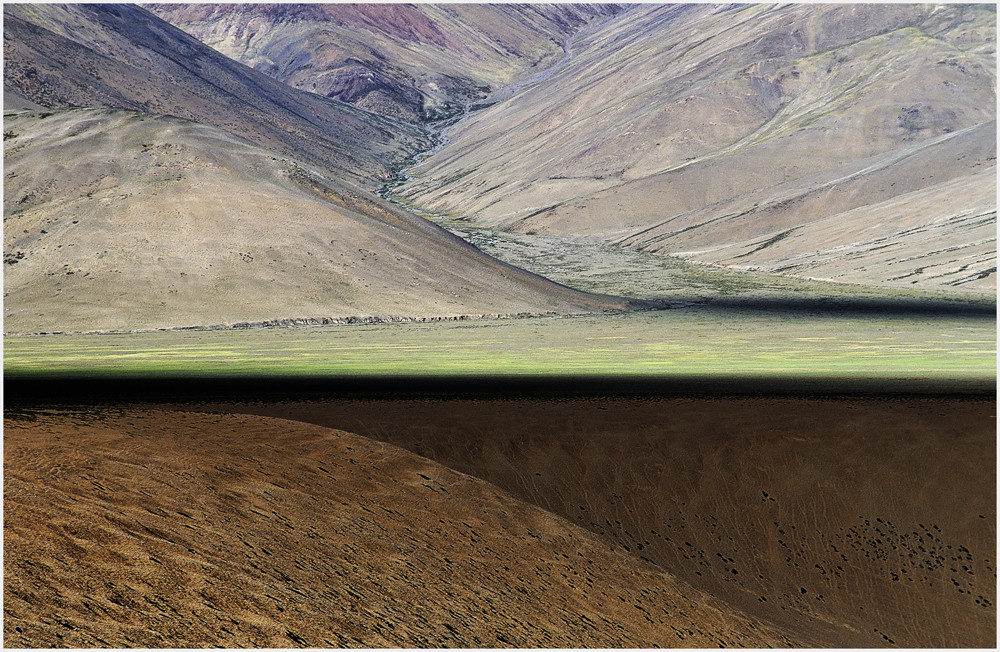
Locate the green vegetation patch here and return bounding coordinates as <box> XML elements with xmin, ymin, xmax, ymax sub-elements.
<box><xmin>5</xmin><ymin>308</ymin><xmax>995</xmax><ymax>381</ymax></box>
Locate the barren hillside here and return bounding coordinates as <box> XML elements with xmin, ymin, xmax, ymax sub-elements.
<box><xmin>229</xmin><ymin>396</ymin><xmax>997</xmax><ymax>648</ymax></box>
<box><xmin>2</xmin><ymin>3</ymin><xmax>427</xmax><ymax>187</ymax></box>
<box><xmin>396</xmin><ymin>3</ymin><xmax>997</xmax><ymax>290</ymax></box>
<box><xmin>3</xmin><ymin>109</ymin><xmax>628</xmax><ymax>334</ymax></box>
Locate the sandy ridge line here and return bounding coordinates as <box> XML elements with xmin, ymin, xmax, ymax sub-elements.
<box><xmin>4</xmin><ymin>406</ymin><xmax>807</xmax><ymax>647</ymax></box>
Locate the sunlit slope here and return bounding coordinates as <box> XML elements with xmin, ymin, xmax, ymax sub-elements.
<box><xmin>2</xmin><ymin>3</ymin><xmax>427</xmax><ymax>187</ymax></box>
<box><xmin>148</xmin><ymin>3</ymin><xmax>623</xmax><ymax>122</ymax></box>
<box><xmin>244</xmin><ymin>397</ymin><xmax>996</xmax><ymax>648</ymax></box>
<box><xmin>397</xmin><ymin>4</ymin><xmax>996</xmax><ymax>289</ymax></box>
<box><xmin>614</xmin><ymin>123</ymin><xmax>997</xmax><ymax>289</ymax></box>
<box><xmin>3</xmin><ymin>109</ymin><xmax>628</xmax><ymax>335</ymax></box>
<box><xmin>4</xmin><ymin>409</ymin><xmax>803</xmax><ymax>648</ymax></box>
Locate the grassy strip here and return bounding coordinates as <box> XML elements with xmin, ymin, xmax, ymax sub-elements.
<box><xmin>4</xmin><ymin>309</ymin><xmax>995</xmax><ymax>381</ymax></box>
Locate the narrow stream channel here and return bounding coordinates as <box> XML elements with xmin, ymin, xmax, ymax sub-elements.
<box><xmin>376</xmin><ymin>12</ymin><xmax>604</xmax><ymax>209</ymax></box>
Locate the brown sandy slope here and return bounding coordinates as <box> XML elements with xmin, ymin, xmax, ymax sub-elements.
<box><xmin>3</xmin><ymin>409</ymin><xmax>802</xmax><ymax>648</ymax></box>
<box><xmin>148</xmin><ymin>3</ymin><xmax>623</xmax><ymax>122</ymax></box>
<box><xmin>2</xmin><ymin>3</ymin><xmax>427</xmax><ymax>188</ymax></box>
<box><xmin>228</xmin><ymin>396</ymin><xmax>997</xmax><ymax>648</ymax></box>
<box><xmin>3</xmin><ymin>108</ymin><xmax>628</xmax><ymax>334</ymax></box>
<box><xmin>397</xmin><ymin>4</ymin><xmax>996</xmax><ymax>290</ymax></box>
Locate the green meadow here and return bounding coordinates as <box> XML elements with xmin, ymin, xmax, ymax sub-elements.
<box><xmin>4</xmin><ymin>306</ymin><xmax>994</xmax><ymax>381</ymax></box>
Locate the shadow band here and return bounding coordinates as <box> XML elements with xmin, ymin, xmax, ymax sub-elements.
<box><xmin>639</xmin><ymin>296</ymin><xmax>997</xmax><ymax>318</ymax></box>
<box><xmin>4</xmin><ymin>374</ymin><xmax>995</xmax><ymax>406</ymax></box>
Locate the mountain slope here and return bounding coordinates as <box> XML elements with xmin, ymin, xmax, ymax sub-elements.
<box><xmin>2</xmin><ymin>3</ymin><xmax>427</xmax><ymax>187</ymax></box>
<box><xmin>147</xmin><ymin>3</ymin><xmax>623</xmax><ymax>122</ymax></box>
<box><xmin>3</xmin><ymin>109</ymin><xmax>629</xmax><ymax>335</ymax></box>
<box><xmin>613</xmin><ymin>121</ymin><xmax>997</xmax><ymax>288</ymax></box>
<box><xmin>396</xmin><ymin>3</ymin><xmax>996</xmax><ymax>290</ymax></box>
<box><xmin>4</xmin><ymin>409</ymin><xmax>804</xmax><ymax>648</ymax></box>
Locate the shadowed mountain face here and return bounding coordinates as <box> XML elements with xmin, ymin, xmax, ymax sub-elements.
<box><xmin>3</xmin><ymin>409</ymin><xmax>804</xmax><ymax>648</ymax></box>
<box><xmin>146</xmin><ymin>3</ymin><xmax>624</xmax><ymax>122</ymax></box>
<box><xmin>3</xmin><ymin>109</ymin><xmax>628</xmax><ymax>334</ymax></box>
<box><xmin>2</xmin><ymin>3</ymin><xmax>428</xmax><ymax>188</ymax></box>
<box><xmin>397</xmin><ymin>3</ymin><xmax>997</xmax><ymax>290</ymax></box>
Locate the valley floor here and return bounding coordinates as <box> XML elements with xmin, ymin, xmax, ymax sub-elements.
<box><xmin>437</xmin><ymin>224</ymin><xmax>997</xmax><ymax>306</ymax></box>
<box><xmin>5</xmin><ymin>299</ymin><xmax>994</xmax><ymax>384</ymax></box>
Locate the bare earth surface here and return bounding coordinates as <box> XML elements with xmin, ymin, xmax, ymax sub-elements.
<box><xmin>2</xmin><ymin>3</ymin><xmax>427</xmax><ymax>188</ymax></box>
<box><xmin>4</xmin><ymin>408</ymin><xmax>801</xmax><ymax>648</ymax></box>
<box><xmin>397</xmin><ymin>4</ymin><xmax>996</xmax><ymax>291</ymax></box>
<box><xmin>3</xmin><ymin>108</ymin><xmax>628</xmax><ymax>335</ymax></box>
<box><xmin>2</xmin><ymin>4</ymin><xmax>995</xmax><ymax>647</ymax></box>
<box><xmin>213</xmin><ymin>396</ymin><xmax>997</xmax><ymax>648</ymax></box>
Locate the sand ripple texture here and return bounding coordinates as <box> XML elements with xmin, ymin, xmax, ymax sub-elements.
<box><xmin>4</xmin><ymin>409</ymin><xmax>800</xmax><ymax>648</ymax></box>
<box><xmin>231</xmin><ymin>396</ymin><xmax>996</xmax><ymax>647</ymax></box>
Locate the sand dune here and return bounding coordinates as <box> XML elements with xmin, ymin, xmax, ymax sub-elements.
<box><xmin>226</xmin><ymin>396</ymin><xmax>996</xmax><ymax>648</ymax></box>
<box><xmin>4</xmin><ymin>409</ymin><xmax>802</xmax><ymax>648</ymax></box>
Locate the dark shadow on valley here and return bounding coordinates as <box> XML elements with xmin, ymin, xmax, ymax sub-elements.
<box><xmin>4</xmin><ymin>374</ymin><xmax>995</xmax><ymax>407</ymax></box>
<box><xmin>642</xmin><ymin>294</ymin><xmax>997</xmax><ymax>318</ymax></box>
